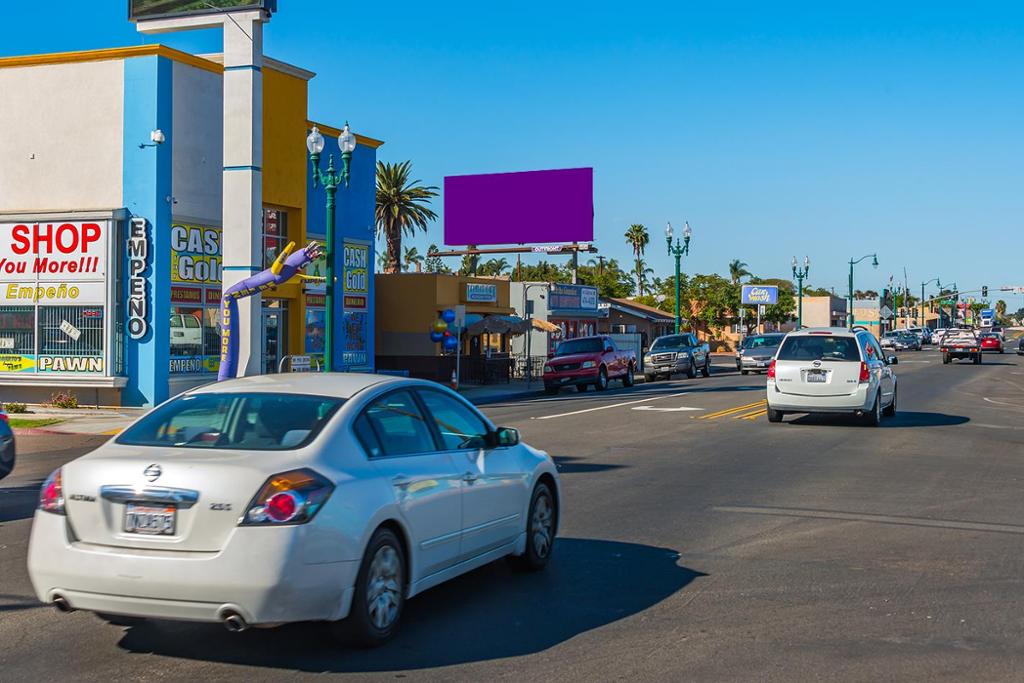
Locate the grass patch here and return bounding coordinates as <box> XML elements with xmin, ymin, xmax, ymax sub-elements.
<box><xmin>9</xmin><ymin>417</ymin><xmax>65</xmax><ymax>429</ymax></box>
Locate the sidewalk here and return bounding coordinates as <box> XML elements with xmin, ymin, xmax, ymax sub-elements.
<box><xmin>458</xmin><ymin>380</ymin><xmax>545</xmax><ymax>405</ymax></box>
<box><xmin>11</xmin><ymin>406</ymin><xmax>146</xmax><ymax>436</ymax></box>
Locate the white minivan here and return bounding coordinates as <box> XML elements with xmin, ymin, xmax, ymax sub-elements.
<box><xmin>766</xmin><ymin>328</ymin><xmax>897</xmax><ymax>426</ymax></box>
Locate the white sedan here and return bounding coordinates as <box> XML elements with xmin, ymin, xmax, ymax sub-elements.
<box><xmin>28</xmin><ymin>373</ymin><xmax>560</xmax><ymax>646</ymax></box>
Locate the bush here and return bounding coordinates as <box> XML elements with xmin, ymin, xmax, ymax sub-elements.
<box><xmin>48</xmin><ymin>391</ymin><xmax>79</xmax><ymax>409</ymax></box>
<box><xmin>4</xmin><ymin>402</ymin><xmax>27</xmax><ymax>414</ymax></box>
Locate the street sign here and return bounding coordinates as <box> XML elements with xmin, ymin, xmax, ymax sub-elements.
<box><xmin>880</xmin><ymin>306</ymin><xmax>894</xmax><ymax>320</ymax></box>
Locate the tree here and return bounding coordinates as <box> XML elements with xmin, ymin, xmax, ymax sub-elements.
<box><xmin>477</xmin><ymin>257</ymin><xmax>511</xmax><ymax>277</ymax></box>
<box><xmin>424</xmin><ymin>244</ymin><xmax>450</xmax><ymax>273</ymax></box>
<box><xmin>995</xmin><ymin>299</ymin><xmax>1007</xmax><ymax>322</ymax></box>
<box><xmin>802</xmin><ymin>286</ymin><xmax>834</xmax><ymax>297</ymax></box>
<box><xmin>728</xmin><ymin>259</ymin><xmax>751</xmax><ymax>285</ymax></box>
<box><xmin>854</xmin><ymin>289</ymin><xmax>879</xmax><ymax>299</ymax></box>
<box><xmin>743</xmin><ymin>277</ymin><xmax>796</xmax><ymax>332</ymax></box>
<box><xmin>633</xmin><ymin>258</ymin><xmax>655</xmax><ymax>298</ymax></box>
<box><xmin>514</xmin><ymin>260</ymin><xmax>567</xmax><ymax>283</ymax></box>
<box><xmin>376</xmin><ymin>250</ymin><xmax>395</xmax><ymax>272</ymax></box>
<box><xmin>683</xmin><ymin>274</ymin><xmax>738</xmax><ymax>335</ymax></box>
<box><xmin>577</xmin><ymin>258</ymin><xmax>634</xmax><ymax>298</ymax></box>
<box><xmin>624</xmin><ymin>224</ymin><xmax>650</xmax><ymax>296</ymax></box>
<box><xmin>402</xmin><ymin>246</ymin><xmax>423</xmax><ymax>272</ymax></box>
<box><xmin>375</xmin><ymin>160</ymin><xmax>439</xmax><ymax>274</ymax></box>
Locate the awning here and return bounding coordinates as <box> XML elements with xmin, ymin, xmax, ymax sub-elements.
<box><xmin>465</xmin><ymin>315</ymin><xmax>534</xmax><ymax>336</ymax></box>
<box><xmin>532</xmin><ymin>318</ymin><xmax>561</xmax><ymax>333</ymax></box>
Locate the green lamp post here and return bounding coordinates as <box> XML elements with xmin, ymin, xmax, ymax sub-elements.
<box><xmin>920</xmin><ymin>277</ymin><xmax>941</xmax><ymax>327</ymax></box>
<box><xmin>792</xmin><ymin>255</ymin><xmax>810</xmax><ymax>329</ymax></box>
<box><xmin>306</xmin><ymin>123</ymin><xmax>357</xmax><ymax>372</ymax></box>
<box><xmin>847</xmin><ymin>253</ymin><xmax>878</xmax><ymax>327</ymax></box>
<box><xmin>665</xmin><ymin>221</ymin><xmax>692</xmax><ymax>334</ymax></box>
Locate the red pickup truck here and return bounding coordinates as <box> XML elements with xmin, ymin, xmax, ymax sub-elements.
<box><xmin>543</xmin><ymin>335</ymin><xmax>637</xmax><ymax>395</ymax></box>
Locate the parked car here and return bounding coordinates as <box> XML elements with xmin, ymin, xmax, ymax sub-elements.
<box><xmin>766</xmin><ymin>327</ymin><xmax>897</xmax><ymax>426</ymax></box>
<box><xmin>979</xmin><ymin>332</ymin><xmax>1004</xmax><ymax>353</ymax></box>
<box><xmin>940</xmin><ymin>329</ymin><xmax>983</xmax><ymax>364</ymax></box>
<box><xmin>27</xmin><ymin>374</ymin><xmax>561</xmax><ymax>646</ymax></box>
<box><xmin>643</xmin><ymin>332</ymin><xmax>711</xmax><ymax>381</ymax></box>
<box><xmin>0</xmin><ymin>405</ymin><xmax>15</xmax><ymax>480</ymax></box>
<box><xmin>1017</xmin><ymin>337</ymin><xmax>1024</xmax><ymax>356</ymax></box>
<box><xmin>169</xmin><ymin>313</ymin><xmax>203</xmax><ymax>353</ymax></box>
<box><xmin>543</xmin><ymin>335</ymin><xmax>636</xmax><ymax>394</ymax></box>
<box><xmin>735</xmin><ymin>333</ymin><xmax>785</xmax><ymax>375</ymax></box>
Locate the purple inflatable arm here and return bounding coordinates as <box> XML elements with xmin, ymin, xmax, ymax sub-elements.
<box><xmin>218</xmin><ymin>241</ymin><xmax>324</xmax><ymax>381</ymax></box>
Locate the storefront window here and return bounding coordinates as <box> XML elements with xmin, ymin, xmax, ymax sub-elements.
<box><xmin>262</xmin><ymin>208</ymin><xmax>289</xmax><ymax>270</ymax></box>
<box><xmin>168</xmin><ymin>294</ymin><xmax>222</xmax><ymax>374</ymax></box>
<box><xmin>0</xmin><ymin>306</ymin><xmax>35</xmax><ymax>372</ymax></box>
<box><xmin>169</xmin><ymin>222</ymin><xmax>223</xmax><ymax>374</ymax></box>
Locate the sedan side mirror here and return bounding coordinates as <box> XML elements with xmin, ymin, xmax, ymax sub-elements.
<box><xmin>887</xmin><ymin>355</ymin><xmax>899</xmax><ymax>365</ymax></box>
<box><xmin>494</xmin><ymin>427</ymin><xmax>520</xmax><ymax>447</ymax></box>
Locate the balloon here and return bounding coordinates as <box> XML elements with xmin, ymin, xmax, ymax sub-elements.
<box><xmin>432</xmin><ymin>318</ymin><xmax>449</xmax><ymax>334</ymax></box>
<box><xmin>443</xmin><ymin>336</ymin><xmax>458</xmax><ymax>351</ymax></box>
<box><xmin>430</xmin><ymin>330</ymin><xmax>444</xmax><ymax>343</ymax></box>
<box><xmin>441</xmin><ymin>309</ymin><xmax>456</xmax><ymax>324</ymax></box>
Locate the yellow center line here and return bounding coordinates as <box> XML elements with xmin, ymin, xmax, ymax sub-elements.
<box><xmin>698</xmin><ymin>399</ymin><xmax>767</xmax><ymax>420</ymax></box>
<box><xmin>739</xmin><ymin>409</ymin><xmax>768</xmax><ymax>421</ymax></box>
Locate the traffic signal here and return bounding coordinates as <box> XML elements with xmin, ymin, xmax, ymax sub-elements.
<box><xmin>981</xmin><ymin>285</ymin><xmax>988</xmax><ymax>297</ymax></box>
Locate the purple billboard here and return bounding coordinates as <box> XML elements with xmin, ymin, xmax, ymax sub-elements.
<box><xmin>444</xmin><ymin>167</ymin><xmax>593</xmax><ymax>246</ymax></box>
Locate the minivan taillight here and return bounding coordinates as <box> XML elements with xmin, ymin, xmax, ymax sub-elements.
<box><xmin>39</xmin><ymin>467</ymin><xmax>65</xmax><ymax>515</ymax></box>
<box><xmin>859</xmin><ymin>362</ymin><xmax>870</xmax><ymax>383</ymax></box>
<box><xmin>767</xmin><ymin>359</ymin><xmax>776</xmax><ymax>379</ymax></box>
<box><xmin>241</xmin><ymin>468</ymin><xmax>334</xmax><ymax>526</ymax></box>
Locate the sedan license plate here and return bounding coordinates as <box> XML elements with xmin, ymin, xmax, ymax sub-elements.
<box><xmin>806</xmin><ymin>371</ymin><xmax>827</xmax><ymax>383</ymax></box>
<box><xmin>124</xmin><ymin>503</ymin><xmax>176</xmax><ymax>535</ymax></box>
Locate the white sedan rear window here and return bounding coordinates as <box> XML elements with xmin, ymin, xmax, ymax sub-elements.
<box><xmin>777</xmin><ymin>336</ymin><xmax>861</xmax><ymax>362</ymax></box>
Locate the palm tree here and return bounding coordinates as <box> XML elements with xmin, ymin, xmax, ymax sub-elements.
<box><xmin>478</xmin><ymin>257</ymin><xmax>511</xmax><ymax>276</ymax></box>
<box><xmin>995</xmin><ymin>299</ymin><xmax>1007</xmax><ymax>322</ymax></box>
<box><xmin>624</xmin><ymin>224</ymin><xmax>650</xmax><ymax>295</ymax></box>
<box><xmin>633</xmin><ymin>258</ymin><xmax>655</xmax><ymax>297</ymax></box>
<box><xmin>403</xmin><ymin>246</ymin><xmax>423</xmax><ymax>273</ymax></box>
<box><xmin>376</xmin><ymin>250</ymin><xmax>395</xmax><ymax>272</ymax></box>
<box><xmin>375</xmin><ymin>160</ymin><xmax>439</xmax><ymax>274</ymax></box>
<box><xmin>728</xmin><ymin>259</ymin><xmax>751</xmax><ymax>285</ymax></box>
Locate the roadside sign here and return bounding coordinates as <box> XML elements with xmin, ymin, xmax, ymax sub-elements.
<box><xmin>289</xmin><ymin>355</ymin><xmax>311</xmax><ymax>372</ymax></box>
<box><xmin>741</xmin><ymin>285</ymin><xmax>778</xmax><ymax>305</ymax></box>
<box><xmin>454</xmin><ymin>304</ymin><xmax>466</xmax><ymax>328</ymax></box>
<box><xmin>880</xmin><ymin>306</ymin><xmax>894</xmax><ymax>320</ymax></box>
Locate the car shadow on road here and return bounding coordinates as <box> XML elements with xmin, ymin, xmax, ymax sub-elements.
<box><xmin>0</xmin><ymin>481</ymin><xmax>43</xmax><ymax>523</ymax></box>
<box><xmin>787</xmin><ymin>411</ymin><xmax>969</xmax><ymax>428</ymax></box>
<box><xmin>553</xmin><ymin>456</ymin><xmax>627</xmax><ymax>473</ymax></box>
<box><xmin>115</xmin><ymin>538</ymin><xmax>705</xmax><ymax>673</ymax></box>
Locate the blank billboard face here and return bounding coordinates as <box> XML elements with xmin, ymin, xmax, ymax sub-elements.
<box><xmin>444</xmin><ymin>168</ymin><xmax>593</xmax><ymax>246</ymax></box>
<box><xmin>129</xmin><ymin>0</ymin><xmax>276</xmax><ymax>21</ymax></box>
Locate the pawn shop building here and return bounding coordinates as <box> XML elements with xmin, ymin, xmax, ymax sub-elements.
<box><xmin>0</xmin><ymin>45</ymin><xmax>379</xmax><ymax>406</ymax></box>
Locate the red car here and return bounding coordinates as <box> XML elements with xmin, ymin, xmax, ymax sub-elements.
<box><xmin>543</xmin><ymin>335</ymin><xmax>637</xmax><ymax>395</ymax></box>
<box><xmin>979</xmin><ymin>332</ymin><xmax>1004</xmax><ymax>353</ymax></box>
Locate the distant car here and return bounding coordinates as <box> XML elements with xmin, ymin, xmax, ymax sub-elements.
<box><xmin>0</xmin><ymin>405</ymin><xmax>15</xmax><ymax>480</ymax></box>
<box><xmin>643</xmin><ymin>333</ymin><xmax>711</xmax><ymax>381</ymax></box>
<box><xmin>979</xmin><ymin>332</ymin><xmax>1004</xmax><ymax>353</ymax></box>
<box><xmin>543</xmin><ymin>335</ymin><xmax>637</xmax><ymax>394</ymax></box>
<box><xmin>1018</xmin><ymin>338</ymin><xmax>1024</xmax><ymax>356</ymax></box>
<box><xmin>940</xmin><ymin>329</ymin><xmax>983</xmax><ymax>364</ymax></box>
<box><xmin>932</xmin><ymin>328</ymin><xmax>950</xmax><ymax>345</ymax></box>
<box><xmin>735</xmin><ymin>333</ymin><xmax>785</xmax><ymax>375</ymax></box>
<box><xmin>27</xmin><ymin>374</ymin><xmax>561</xmax><ymax>646</ymax></box>
<box><xmin>766</xmin><ymin>327</ymin><xmax>897</xmax><ymax>426</ymax></box>
<box><xmin>880</xmin><ymin>331</ymin><xmax>920</xmax><ymax>351</ymax></box>
<box><xmin>903</xmin><ymin>326</ymin><xmax>931</xmax><ymax>344</ymax></box>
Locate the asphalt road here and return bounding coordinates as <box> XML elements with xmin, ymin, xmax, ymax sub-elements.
<box><xmin>3</xmin><ymin>347</ymin><xmax>1024</xmax><ymax>681</ymax></box>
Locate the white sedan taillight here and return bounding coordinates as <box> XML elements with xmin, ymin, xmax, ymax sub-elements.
<box><xmin>39</xmin><ymin>467</ymin><xmax>65</xmax><ymax>515</ymax></box>
<box><xmin>241</xmin><ymin>468</ymin><xmax>334</xmax><ymax>526</ymax></box>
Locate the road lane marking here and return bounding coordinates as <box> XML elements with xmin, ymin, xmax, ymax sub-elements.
<box><xmin>737</xmin><ymin>408</ymin><xmax>767</xmax><ymax>420</ymax></box>
<box><xmin>632</xmin><ymin>406</ymin><xmax>704</xmax><ymax>412</ymax></box>
<box><xmin>698</xmin><ymin>399</ymin><xmax>767</xmax><ymax>420</ymax></box>
<box><xmin>533</xmin><ymin>392</ymin><xmax>691</xmax><ymax>420</ymax></box>
<box><xmin>714</xmin><ymin>505</ymin><xmax>1024</xmax><ymax>536</ymax></box>
<box><xmin>983</xmin><ymin>397</ymin><xmax>1024</xmax><ymax>409</ymax></box>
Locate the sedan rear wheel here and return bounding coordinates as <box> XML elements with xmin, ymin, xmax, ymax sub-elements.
<box><xmin>509</xmin><ymin>482</ymin><xmax>557</xmax><ymax>571</ymax></box>
<box><xmin>340</xmin><ymin>527</ymin><xmax>406</xmax><ymax>648</ymax></box>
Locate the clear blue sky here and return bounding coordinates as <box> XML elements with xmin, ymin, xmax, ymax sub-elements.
<box><xmin>4</xmin><ymin>2</ymin><xmax>1023</xmax><ymax>306</ymax></box>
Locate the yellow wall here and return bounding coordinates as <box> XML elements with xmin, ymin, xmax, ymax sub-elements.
<box><xmin>262</xmin><ymin>66</ymin><xmax>311</xmax><ymax>357</ymax></box>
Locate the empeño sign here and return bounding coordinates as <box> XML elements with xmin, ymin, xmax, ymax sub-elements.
<box><xmin>741</xmin><ymin>285</ymin><xmax>779</xmax><ymax>305</ymax></box>
<box><xmin>127</xmin><ymin>218</ymin><xmax>150</xmax><ymax>339</ymax></box>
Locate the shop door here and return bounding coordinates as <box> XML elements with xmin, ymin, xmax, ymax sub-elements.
<box><xmin>261</xmin><ymin>301</ymin><xmax>289</xmax><ymax>374</ymax></box>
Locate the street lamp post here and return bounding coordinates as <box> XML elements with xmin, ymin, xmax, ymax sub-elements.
<box><xmin>306</xmin><ymin>123</ymin><xmax>357</xmax><ymax>372</ymax></box>
<box><xmin>792</xmin><ymin>255</ymin><xmax>810</xmax><ymax>330</ymax></box>
<box><xmin>847</xmin><ymin>253</ymin><xmax>879</xmax><ymax>327</ymax></box>
<box><xmin>920</xmin><ymin>277</ymin><xmax>941</xmax><ymax>328</ymax></box>
<box><xmin>665</xmin><ymin>221</ymin><xmax>692</xmax><ymax>334</ymax></box>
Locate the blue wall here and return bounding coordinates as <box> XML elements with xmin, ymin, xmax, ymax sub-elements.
<box><xmin>306</xmin><ymin>137</ymin><xmax>377</xmax><ymax>372</ymax></box>
<box><xmin>122</xmin><ymin>56</ymin><xmax>173</xmax><ymax>406</ymax></box>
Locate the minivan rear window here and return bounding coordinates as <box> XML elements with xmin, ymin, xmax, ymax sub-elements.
<box><xmin>777</xmin><ymin>336</ymin><xmax>861</xmax><ymax>362</ymax></box>
<box><xmin>117</xmin><ymin>392</ymin><xmax>343</xmax><ymax>450</ymax></box>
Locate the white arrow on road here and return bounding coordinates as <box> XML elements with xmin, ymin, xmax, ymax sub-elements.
<box><xmin>632</xmin><ymin>406</ymin><xmax>705</xmax><ymax>412</ymax></box>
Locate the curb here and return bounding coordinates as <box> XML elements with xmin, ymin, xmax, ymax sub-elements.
<box><xmin>465</xmin><ymin>391</ymin><xmax>545</xmax><ymax>406</ymax></box>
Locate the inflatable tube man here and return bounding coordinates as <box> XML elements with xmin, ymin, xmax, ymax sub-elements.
<box><xmin>218</xmin><ymin>241</ymin><xmax>324</xmax><ymax>381</ymax></box>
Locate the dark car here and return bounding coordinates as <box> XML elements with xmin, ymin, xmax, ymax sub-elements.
<box><xmin>0</xmin><ymin>405</ymin><xmax>15</xmax><ymax>480</ymax></box>
<box><xmin>1017</xmin><ymin>338</ymin><xmax>1024</xmax><ymax>356</ymax></box>
<box><xmin>642</xmin><ymin>333</ymin><xmax>711</xmax><ymax>382</ymax></box>
<box><xmin>736</xmin><ymin>333</ymin><xmax>786</xmax><ymax>374</ymax></box>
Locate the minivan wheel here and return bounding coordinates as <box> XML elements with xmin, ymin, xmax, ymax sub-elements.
<box><xmin>340</xmin><ymin>527</ymin><xmax>406</xmax><ymax>648</ymax></box>
<box><xmin>509</xmin><ymin>482</ymin><xmax>557</xmax><ymax>572</ymax></box>
<box><xmin>883</xmin><ymin>385</ymin><xmax>897</xmax><ymax>417</ymax></box>
<box><xmin>767</xmin><ymin>407</ymin><xmax>784</xmax><ymax>423</ymax></box>
<box><xmin>863</xmin><ymin>393</ymin><xmax>882</xmax><ymax>427</ymax></box>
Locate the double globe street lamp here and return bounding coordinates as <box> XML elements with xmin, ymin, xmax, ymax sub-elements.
<box><xmin>920</xmin><ymin>277</ymin><xmax>941</xmax><ymax>327</ymax></box>
<box><xmin>306</xmin><ymin>123</ymin><xmax>357</xmax><ymax>371</ymax></box>
<box><xmin>847</xmin><ymin>253</ymin><xmax>878</xmax><ymax>327</ymax></box>
<box><xmin>665</xmin><ymin>221</ymin><xmax>692</xmax><ymax>334</ymax></box>
<box><xmin>791</xmin><ymin>255</ymin><xmax>810</xmax><ymax>330</ymax></box>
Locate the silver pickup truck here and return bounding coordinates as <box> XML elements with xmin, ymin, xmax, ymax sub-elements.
<box><xmin>643</xmin><ymin>333</ymin><xmax>711</xmax><ymax>381</ymax></box>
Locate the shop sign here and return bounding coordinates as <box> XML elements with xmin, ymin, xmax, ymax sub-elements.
<box><xmin>171</xmin><ymin>285</ymin><xmax>203</xmax><ymax>304</ymax></box>
<box><xmin>168</xmin><ymin>357</ymin><xmax>219</xmax><ymax>374</ymax></box>
<box><xmin>171</xmin><ymin>223</ymin><xmax>222</xmax><ymax>285</ymax></box>
<box><xmin>343</xmin><ymin>310</ymin><xmax>370</xmax><ymax>369</ymax></box>
<box><xmin>59</xmin><ymin>320</ymin><xmax>82</xmax><ymax>341</ymax></box>
<box><xmin>741</xmin><ymin>285</ymin><xmax>779</xmax><ymax>305</ymax></box>
<box><xmin>0</xmin><ymin>222</ymin><xmax>107</xmax><ymax>280</ymax></box>
<box><xmin>550</xmin><ymin>284</ymin><xmax>598</xmax><ymax>312</ymax></box>
<box><xmin>465</xmin><ymin>283</ymin><xmax>497</xmax><ymax>303</ymax></box>
<box><xmin>342</xmin><ymin>242</ymin><xmax>369</xmax><ymax>308</ymax></box>
<box><xmin>343</xmin><ymin>295</ymin><xmax>367</xmax><ymax>309</ymax></box>
<box><xmin>305</xmin><ymin>293</ymin><xmax>325</xmax><ymax>308</ymax></box>
<box><xmin>127</xmin><ymin>217</ymin><xmax>150</xmax><ymax>339</ymax></box>
<box><xmin>0</xmin><ymin>281</ymin><xmax>106</xmax><ymax>304</ymax></box>
<box><xmin>38</xmin><ymin>356</ymin><xmax>103</xmax><ymax>373</ymax></box>
<box><xmin>580</xmin><ymin>286</ymin><xmax>598</xmax><ymax>310</ymax></box>
<box><xmin>0</xmin><ymin>354</ymin><xmax>34</xmax><ymax>372</ymax></box>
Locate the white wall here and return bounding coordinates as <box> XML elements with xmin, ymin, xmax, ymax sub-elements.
<box><xmin>171</xmin><ymin>61</ymin><xmax>223</xmax><ymax>224</ymax></box>
<box><xmin>0</xmin><ymin>60</ymin><xmax>124</xmax><ymax>211</ymax></box>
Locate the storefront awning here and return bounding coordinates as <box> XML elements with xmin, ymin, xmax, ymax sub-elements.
<box><xmin>465</xmin><ymin>315</ymin><xmax>534</xmax><ymax>336</ymax></box>
<box><xmin>532</xmin><ymin>318</ymin><xmax>561</xmax><ymax>333</ymax></box>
